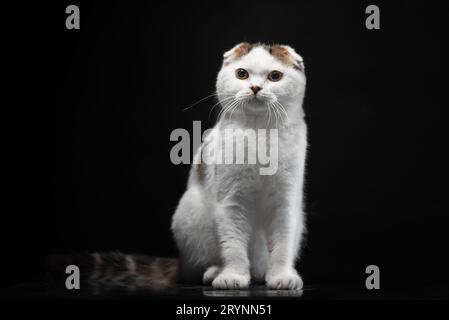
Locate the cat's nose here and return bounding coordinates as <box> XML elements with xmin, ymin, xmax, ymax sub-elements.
<box><xmin>250</xmin><ymin>86</ymin><xmax>262</xmax><ymax>95</ymax></box>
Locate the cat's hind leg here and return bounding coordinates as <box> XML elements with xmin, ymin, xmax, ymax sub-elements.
<box><xmin>171</xmin><ymin>186</ymin><xmax>221</xmax><ymax>283</ymax></box>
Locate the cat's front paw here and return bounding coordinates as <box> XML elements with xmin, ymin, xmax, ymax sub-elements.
<box><xmin>212</xmin><ymin>271</ymin><xmax>250</xmax><ymax>289</ymax></box>
<box><xmin>202</xmin><ymin>265</ymin><xmax>221</xmax><ymax>284</ymax></box>
<box><xmin>266</xmin><ymin>270</ymin><xmax>303</xmax><ymax>290</ymax></box>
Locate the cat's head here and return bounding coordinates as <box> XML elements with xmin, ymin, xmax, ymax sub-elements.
<box><xmin>216</xmin><ymin>42</ymin><xmax>306</xmax><ymax>116</ymax></box>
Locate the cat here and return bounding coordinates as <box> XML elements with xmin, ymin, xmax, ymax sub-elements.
<box><xmin>47</xmin><ymin>42</ymin><xmax>307</xmax><ymax>291</ymax></box>
<box><xmin>171</xmin><ymin>42</ymin><xmax>307</xmax><ymax>290</ymax></box>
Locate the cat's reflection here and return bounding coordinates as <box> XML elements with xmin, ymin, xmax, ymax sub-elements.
<box><xmin>202</xmin><ymin>286</ymin><xmax>303</xmax><ymax>298</ymax></box>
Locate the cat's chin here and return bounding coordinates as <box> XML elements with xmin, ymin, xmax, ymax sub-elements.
<box><xmin>244</xmin><ymin>100</ymin><xmax>269</xmax><ymax>114</ymax></box>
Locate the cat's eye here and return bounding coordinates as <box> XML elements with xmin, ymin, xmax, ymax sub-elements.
<box><xmin>268</xmin><ymin>70</ymin><xmax>283</xmax><ymax>82</ymax></box>
<box><xmin>236</xmin><ymin>68</ymin><xmax>249</xmax><ymax>80</ymax></box>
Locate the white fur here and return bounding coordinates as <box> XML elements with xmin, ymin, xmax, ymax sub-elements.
<box><xmin>171</xmin><ymin>43</ymin><xmax>307</xmax><ymax>290</ymax></box>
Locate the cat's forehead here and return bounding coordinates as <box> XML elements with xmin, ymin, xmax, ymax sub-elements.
<box><xmin>239</xmin><ymin>47</ymin><xmax>281</xmax><ymax>70</ymax></box>
<box><xmin>223</xmin><ymin>43</ymin><xmax>303</xmax><ymax>71</ymax></box>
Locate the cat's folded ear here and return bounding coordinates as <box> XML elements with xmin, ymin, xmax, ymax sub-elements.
<box><xmin>281</xmin><ymin>45</ymin><xmax>305</xmax><ymax>72</ymax></box>
<box><xmin>223</xmin><ymin>42</ymin><xmax>252</xmax><ymax>66</ymax></box>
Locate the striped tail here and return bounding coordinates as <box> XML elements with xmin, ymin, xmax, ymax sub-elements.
<box><xmin>45</xmin><ymin>251</ymin><xmax>180</xmax><ymax>289</ymax></box>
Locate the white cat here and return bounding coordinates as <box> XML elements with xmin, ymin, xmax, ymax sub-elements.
<box><xmin>47</xmin><ymin>42</ymin><xmax>307</xmax><ymax>291</ymax></box>
<box><xmin>171</xmin><ymin>42</ymin><xmax>307</xmax><ymax>290</ymax></box>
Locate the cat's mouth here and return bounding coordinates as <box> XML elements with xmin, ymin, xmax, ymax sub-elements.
<box><xmin>245</xmin><ymin>98</ymin><xmax>269</xmax><ymax>113</ymax></box>
<box><xmin>249</xmin><ymin>94</ymin><xmax>268</xmax><ymax>103</ymax></box>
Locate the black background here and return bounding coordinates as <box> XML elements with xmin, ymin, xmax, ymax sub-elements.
<box><xmin>2</xmin><ymin>0</ymin><xmax>447</xmax><ymax>296</ymax></box>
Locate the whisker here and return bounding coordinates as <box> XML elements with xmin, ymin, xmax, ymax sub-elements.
<box><xmin>208</xmin><ymin>96</ymin><xmax>235</xmax><ymax>120</ymax></box>
<box><xmin>216</xmin><ymin>102</ymin><xmax>230</xmax><ymax>121</ymax></box>
<box><xmin>266</xmin><ymin>102</ymin><xmax>272</xmax><ymax>127</ymax></box>
<box><xmin>183</xmin><ymin>92</ymin><xmax>233</xmax><ymax>111</ymax></box>
<box><xmin>225</xmin><ymin>99</ymin><xmax>242</xmax><ymax>120</ymax></box>
<box><xmin>242</xmin><ymin>98</ymin><xmax>249</xmax><ymax>113</ymax></box>
<box><xmin>271</xmin><ymin>102</ymin><xmax>280</xmax><ymax>129</ymax></box>
<box><xmin>229</xmin><ymin>98</ymin><xmax>246</xmax><ymax>120</ymax></box>
<box><xmin>273</xmin><ymin>104</ymin><xmax>284</xmax><ymax>125</ymax></box>
<box><xmin>271</xmin><ymin>102</ymin><xmax>285</xmax><ymax>126</ymax></box>
<box><xmin>274</xmin><ymin>101</ymin><xmax>289</xmax><ymax>124</ymax></box>
<box><xmin>228</xmin><ymin>101</ymin><xmax>240</xmax><ymax>120</ymax></box>
<box><xmin>217</xmin><ymin>99</ymin><xmax>239</xmax><ymax>121</ymax></box>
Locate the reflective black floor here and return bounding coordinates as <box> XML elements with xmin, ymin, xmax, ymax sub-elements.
<box><xmin>1</xmin><ymin>280</ymin><xmax>447</xmax><ymax>300</ymax></box>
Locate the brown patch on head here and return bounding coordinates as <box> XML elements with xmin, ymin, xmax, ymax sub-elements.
<box><xmin>223</xmin><ymin>42</ymin><xmax>254</xmax><ymax>65</ymax></box>
<box><xmin>269</xmin><ymin>45</ymin><xmax>298</xmax><ymax>68</ymax></box>
<box><xmin>226</xmin><ymin>43</ymin><xmax>303</xmax><ymax>70</ymax></box>
<box><xmin>233</xmin><ymin>42</ymin><xmax>253</xmax><ymax>58</ymax></box>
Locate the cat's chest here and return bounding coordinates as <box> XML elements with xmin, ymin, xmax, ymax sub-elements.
<box><xmin>218</xmin><ymin>122</ymin><xmax>300</xmax><ymax>151</ymax></box>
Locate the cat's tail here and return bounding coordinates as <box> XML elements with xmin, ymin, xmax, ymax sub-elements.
<box><xmin>45</xmin><ymin>251</ymin><xmax>180</xmax><ymax>289</ymax></box>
